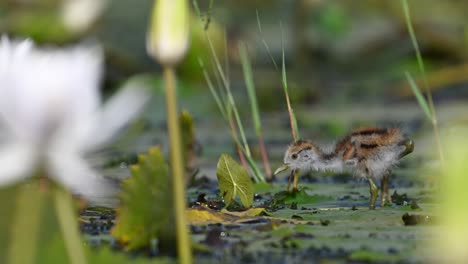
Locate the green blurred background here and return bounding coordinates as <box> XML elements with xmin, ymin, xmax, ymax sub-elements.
<box><xmin>2</xmin><ymin>0</ymin><xmax>468</xmax><ymax>164</ymax></box>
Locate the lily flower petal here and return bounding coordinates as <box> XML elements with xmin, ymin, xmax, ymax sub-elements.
<box><xmin>48</xmin><ymin>152</ymin><xmax>114</xmax><ymax>198</ymax></box>
<box><xmin>0</xmin><ymin>36</ymin><xmax>149</xmax><ymax>199</ymax></box>
<box><xmin>80</xmin><ymin>81</ymin><xmax>150</xmax><ymax>152</ymax></box>
<box><xmin>0</xmin><ymin>143</ymin><xmax>36</xmax><ymax>186</ymax></box>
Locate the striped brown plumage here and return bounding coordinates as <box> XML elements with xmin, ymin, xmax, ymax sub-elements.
<box><xmin>275</xmin><ymin>127</ymin><xmax>414</xmax><ymax>209</ymax></box>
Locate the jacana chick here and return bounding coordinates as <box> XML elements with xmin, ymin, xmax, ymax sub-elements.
<box><xmin>274</xmin><ymin>128</ymin><xmax>414</xmax><ymax>209</ymax></box>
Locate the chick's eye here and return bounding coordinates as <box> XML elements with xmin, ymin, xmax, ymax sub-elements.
<box><xmin>291</xmin><ymin>153</ymin><xmax>298</xmax><ymax>160</ymax></box>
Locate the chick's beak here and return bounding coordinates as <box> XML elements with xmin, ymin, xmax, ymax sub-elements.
<box><xmin>274</xmin><ymin>164</ymin><xmax>290</xmax><ymax>175</ymax></box>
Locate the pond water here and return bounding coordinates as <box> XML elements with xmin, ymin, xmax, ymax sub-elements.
<box><xmin>79</xmin><ymin>99</ymin><xmax>456</xmax><ymax>263</ymax></box>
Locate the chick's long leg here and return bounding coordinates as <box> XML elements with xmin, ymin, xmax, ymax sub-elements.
<box><xmin>367</xmin><ymin>176</ymin><xmax>379</xmax><ymax>210</ymax></box>
<box><xmin>292</xmin><ymin>170</ymin><xmax>299</xmax><ymax>192</ymax></box>
<box><xmin>286</xmin><ymin>170</ymin><xmax>294</xmax><ymax>192</ymax></box>
<box><xmin>380</xmin><ymin>172</ymin><xmax>392</xmax><ymax>207</ymax></box>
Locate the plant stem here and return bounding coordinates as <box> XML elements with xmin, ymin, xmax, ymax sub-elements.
<box><xmin>163</xmin><ymin>67</ymin><xmax>192</xmax><ymax>264</ymax></box>
<box><xmin>256</xmin><ymin>10</ymin><xmax>279</xmax><ymax>71</ymax></box>
<box><xmin>432</xmin><ymin>118</ymin><xmax>445</xmax><ymax>164</ymax></box>
<box><xmin>257</xmin><ymin>133</ymin><xmax>272</xmax><ymax>178</ymax></box>
<box><xmin>54</xmin><ymin>187</ymin><xmax>87</xmax><ymax>264</ymax></box>
<box><xmin>402</xmin><ymin>0</ymin><xmax>444</xmax><ymax>164</ymax></box>
<box><xmin>199</xmin><ymin>58</ymin><xmax>250</xmax><ymax>172</ymax></box>
<box><xmin>239</xmin><ymin>42</ymin><xmax>272</xmax><ymax>179</ymax></box>
<box><xmin>228</xmin><ymin>116</ymin><xmax>250</xmax><ymax>172</ymax></box>
<box><xmin>8</xmin><ymin>181</ymin><xmax>44</xmax><ymax>264</ymax></box>
<box><xmin>280</xmin><ymin>23</ymin><xmax>300</xmax><ymax>141</ymax></box>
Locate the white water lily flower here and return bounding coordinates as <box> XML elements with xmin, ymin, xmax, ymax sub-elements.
<box><xmin>0</xmin><ymin>36</ymin><xmax>150</xmax><ymax>198</ymax></box>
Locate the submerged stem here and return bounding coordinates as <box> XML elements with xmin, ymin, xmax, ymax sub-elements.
<box><xmin>54</xmin><ymin>187</ymin><xmax>87</xmax><ymax>264</ymax></box>
<box><xmin>163</xmin><ymin>67</ymin><xmax>192</xmax><ymax>264</ymax></box>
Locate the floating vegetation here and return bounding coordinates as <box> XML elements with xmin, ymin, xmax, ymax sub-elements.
<box><xmin>216</xmin><ymin>154</ymin><xmax>254</xmax><ymax>208</ymax></box>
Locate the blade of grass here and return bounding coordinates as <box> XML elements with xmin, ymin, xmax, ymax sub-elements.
<box><xmin>402</xmin><ymin>0</ymin><xmax>437</xmax><ymax>118</ymax></box>
<box><xmin>227</xmin><ymin>91</ymin><xmax>265</xmax><ymax>182</ymax></box>
<box><xmin>256</xmin><ymin>10</ymin><xmax>279</xmax><ymax>71</ymax></box>
<box><xmin>199</xmin><ymin>58</ymin><xmax>250</xmax><ymax>172</ymax></box>
<box><xmin>401</xmin><ymin>0</ymin><xmax>430</xmax><ymax>99</ymax></box>
<box><xmin>239</xmin><ymin>43</ymin><xmax>261</xmax><ymax>136</ymax></box>
<box><xmin>205</xmin><ymin>29</ymin><xmax>253</xmax><ymax>160</ymax></box>
<box><xmin>239</xmin><ymin>42</ymin><xmax>272</xmax><ymax>178</ymax></box>
<box><xmin>225</xmin><ymin>100</ymin><xmax>264</xmax><ymax>182</ymax></box>
<box><xmin>256</xmin><ymin>14</ymin><xmax>300</xmax><ymax>143</ymax></box>
<box><xmin>194</xmin><ymin>0</ymin><xmax>265</xmax><ymax>182</ymax></box>
<box><xmin>192</xmin><ymin>0</ymin><xmax>202</xmax><ymax>20</ymax></box>
<box><xmin>405</xmin><ymin>72</ymin><xmax>432</xmax><ymax>120</ymax></box>
<box><xmin>401</xmin><ymin>0</ymin><xmax>444</xmax><ymax>163</ymax></box>
<box><xmin>223</xmin><ymin>29</ymin><xmax>230</xmax><ymax>93</ymax></box>
<box><xmin>280</xmin><ymin>23</ymin><xmax>300</xmax><ymax>141</ymax></box>
<box><xmin>204</xmin><ymin>0</ymin><xmax>214</xmax><ymax>30</ymax></box>
<box><xmin>192</xmin><ymin>0</ymin><xmax>213</xmax><ymax>30</ymax></box>
<box><xmin>211</xmin><ymin>57</ymin><xmax>229</xmax><ymax>108</ymax></box>
<box><xmin>199</xmin><ymin>58</ymin><xmax>227</xmax><ymax>119</ymax></box>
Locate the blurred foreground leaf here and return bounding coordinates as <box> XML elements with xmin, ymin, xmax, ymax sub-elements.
<box><xmin>88</xmin><ymin>246</ymin><xmax>173</xmax><ymax>264</ymax></box>
<box><xmin>216</xmin><ymin>154</ymin><xmax>254</xmax><ymax>208</ymax></box>
<box><xmin>179</xmin><ymin>110</ymin><xmax>196</xmax><ymax>177</ymax></box>
<box><xmin>112</xmin><ymin>147</ymin><xmax>175</xmax><ymax>252</ymax></box>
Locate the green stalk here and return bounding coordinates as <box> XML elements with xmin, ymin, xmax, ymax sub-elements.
<box><xmin>195</xmin><ymin>1</ymin><xmax>265</xmax><ymax>182</ymax></box>
<box><xmin>54</xmin><ymin>187</ymin><xmax>87</xmax><ymax>264</ymax></box>
<box><xmin>256</xmin><ymin>14</ymin><xmax>299</xmax><ymax>142</ymax></box>
<box><xmin>225</xmin><ymin>92</ymin><xmax>264</xmax><ymax>182</ymax></box>
<box><xmin>223</xmin><ymin>29</ymin><xmax>230</xmax><ymax>90</ymax></box>
<box><xmin>163</xmin><ymin>67</ymin><xmax>191</xmax><ymax>264</ymax></box>
<box><xmin>256</xmin><ymin>10</ymin><xmax>279</xmax><ymax>71</ymax></box>
<box><xmin>199</xmin><ymin>58</ymin><xmax>227</xmax><ymax>119</ymax></box>
<box><xmin>199</xmin><ymin>58</ymin><xmax>249</xmax><ymax>171</ymax></box>
<box><xmin>7</xmin><ymin>181</ymin><xmax>44</xmax><ymax>264</ymax></box>
<box><xmin>401</xmin><ymin>0</ymin><xmax>444</xmax><ymax>163</ymax></box>
<box><xmin>192</xmin><ymin>0</ymin><xmax>202</xmax><ymax>20</ymax></box>
<box><xmin>239</xmin><ymin>42</ymin><xmax>272</xmax><ymax>178</ymax></box>
<box><xmin>280</xmin><ymin>24</ymin><xmax>300</xmax><ymax>141</ymax></box>
<box><xmin>206</xmin><ymin>32</ymin><xmax>254</xmax><ymax>160</ymax></box>
<box><xmin>404</xmin><ymin>72</ymin><xmax>432</xmax><ymax>120</ymax></box>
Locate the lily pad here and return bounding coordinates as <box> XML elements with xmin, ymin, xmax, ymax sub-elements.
<box><xmin>273</xmin><ymin>188</ymin><xmax>332</xmax><ymax>205</ymax></box>
<box><xmin>216</xmin><ymin>154</ymin><xmax>254</xmax><ymax>208</ymax></box>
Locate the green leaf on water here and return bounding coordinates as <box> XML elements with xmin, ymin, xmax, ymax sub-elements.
<box><xmin>216</xmin><ymin>154</ymin><xmax>254</xmax><ymax>208</ymax></box>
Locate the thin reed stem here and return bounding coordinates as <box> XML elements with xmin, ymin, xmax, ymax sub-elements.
<box><xmin>402</xmin><ymin>0</ymin><xmax>444</xmax><ymax>163</ymax></box>
<box><xmin>258</xmin><ymin>134</ymin><xmax>272</xmax><ymax>178</ymax></box>
<box><xmin>228</xmin><ymin>116</ymin><xmax>250</xmax><ymax>172</ymax></box>
<box><xmin>281</xmin><ymin>24</ymin><xmax>300</xmax><ymax>141</ymax></box>
<box><xmin>199</xmin><ymin>58</ymin><xmax>249</xmax><ymax>172</ymax></box>
<box><xmin>256</xmin><ymin>10</ymin><xmax>279</xmax><ymax>71</ymax></box>
<box><xmin>163</xmin><ymin>67</ymin><xmax>192</xmax><ymax>264</ymax></box>
<box><xmin>239</xmin><ymin>42</ymin><xmax>272</xmax><ymax>178</ymax></box>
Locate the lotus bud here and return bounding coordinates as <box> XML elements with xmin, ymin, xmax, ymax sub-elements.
<box><xmin>147</xmin><ymin>0</ymin><xmax>190</xmax><ymax>66</ymax></box>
